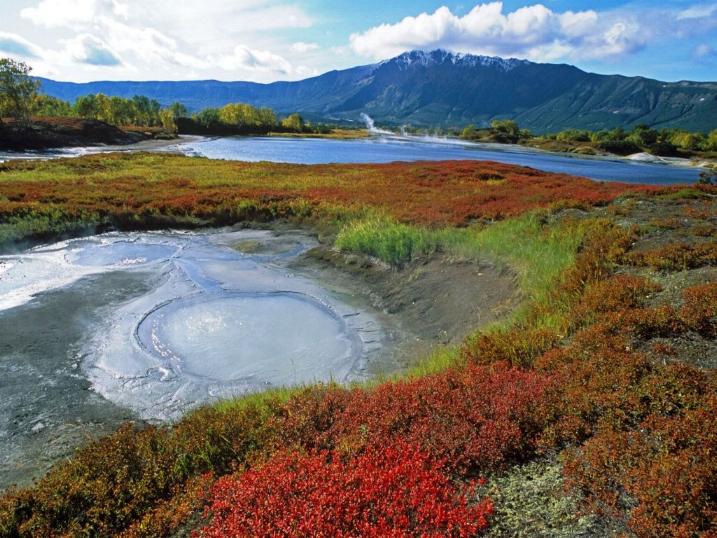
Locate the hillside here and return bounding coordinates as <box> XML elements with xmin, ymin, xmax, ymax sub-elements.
<box><xmin>37</xmin><ymin>50</ymin><xmax>717</xmax><ymax>132</ymax></box>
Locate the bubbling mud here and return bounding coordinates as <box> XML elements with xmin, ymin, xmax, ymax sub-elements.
<box><xmin>0</xmin><ymin>229</ymin><xmax>382</xmax><ymax>424</ymax></box>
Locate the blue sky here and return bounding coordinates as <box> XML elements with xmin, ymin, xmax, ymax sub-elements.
<box><xmin>0</xmin><ymin>0</ymin><xmax>715</xmax><ymax>82</ymax></box>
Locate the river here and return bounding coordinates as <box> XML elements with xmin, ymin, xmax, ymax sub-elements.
<box><xmin>0</xmin><ymin>134</ymin><xmax>704</xmax><ymax>184</ymax></box>
<box><xmin>169</xmin><ymin>135</ymin><xmax>702</xmax><ymax>184</ymax></box>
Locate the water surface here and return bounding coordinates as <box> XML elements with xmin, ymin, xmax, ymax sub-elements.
<box><xmin>0</xmin><ymin>135</ymin><xmax>702</xmax><ymax>185</ymax></box>
<box><xmin>172</xmin><ymin>135</ymin><xmax>701</xmax><ymax>185</ymax></box>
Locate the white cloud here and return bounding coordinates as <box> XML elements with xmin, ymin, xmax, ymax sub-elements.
<box><xmin>349</xmin><ymin>2</ymin><xmax>646</xmax><ymax>62</ymax></box>
<box><xmin>215</xmin><ymin>45</ymin><xmax>293</xmax><ymax>74</ymax></box>
<box><xmin>678</xmin><ymin>4</ymin><xmax>717</xmax><ymax>20</ymax></box>
<box><xmin>694</xmin><ymin>43</ymin><xmax>716</xmax><ymax>58</ymax></box>
<box><xmin>62</xmin><ymin>33</ymin><xmax>122</xmax><ymax>66</ymax></box>
<box><xmin>0</xmin><ymin>32</ymin><xmax>44</xmax><ymax>59</ymax></box>
<box><xmin>13</xmin><ymin>0</ymin><xmax>319</xmax><ymax>81</ymax></box>
<box><xmin>290</xmin><ymin>41</ymin><xmax>319</xmax><ymax>53</ymax></box>
<box><xmin>20</xmin><ymin>0</ymin><xmax>127</xmax><ymax>28</ymax></box>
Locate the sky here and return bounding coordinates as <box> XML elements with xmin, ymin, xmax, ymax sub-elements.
<box><xmin>0</xmin><ymin>0</ymin><xmax>715</xmax><ymax>83</ymax></box>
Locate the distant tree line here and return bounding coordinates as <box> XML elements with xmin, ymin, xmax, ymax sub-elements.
<box><xmin>184</xmin><ymin>106</ymin><xmax>330</xmax><ymax>135</ymax></box>
<box><xmin>547</xmin><ymin>124</ymin><xmax>717</xmax><ymax>155</ymax></box>
<box><xmin>0</xmin><ymin>57</ymin><xmax>329</xmax><ymax>137</ymax></box>
<box><xmin>460</xmin><ymin>118</ymin><xmax>717</xmax><ymax>155</ymax></box>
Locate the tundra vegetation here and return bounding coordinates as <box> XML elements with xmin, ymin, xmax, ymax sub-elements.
<box><xmin>0</xmin><ymin>58</ymin><xmax>346</xmax><ymax>141</ymax></box>
<box><xmin>0</xmin><ymin>152</ymin><xmax>714</xmax><ymax>537</ymax></box>
<box><xmin>460</xmin><ymin>119</ymin><xmax>717</xmax><ymax>159</ymax></box>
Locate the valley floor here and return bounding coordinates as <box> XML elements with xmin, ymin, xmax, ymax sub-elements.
<box><xmin>0</xmin><ymin>153</ymin><xmax>714</xmax><ymax>536</ymax></box>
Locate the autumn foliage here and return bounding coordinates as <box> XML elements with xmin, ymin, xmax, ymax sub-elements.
<box><xmin>274</xmin><ymin>363</ymin><xmax>554</xmax><ymax>474</ymax></box>
<box><xmin>195</xmin><ymin>444</ymin><xmax>493</xmax><ymax>538</ymax></box>
<box><xmin>0</xmin><ymin>153</ymin><xmax>662</xmax><ymax>235</ymax></box>
<box><xmin>0</xmin><ymin>155</ymin><xmax>715</xmax><ymax>537</ymax></box>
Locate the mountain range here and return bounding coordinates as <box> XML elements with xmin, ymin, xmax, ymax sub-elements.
<box><xmin>37</xmin><ymin>50</ymin><xmax>717</xmax><ymax>133</ymax></box>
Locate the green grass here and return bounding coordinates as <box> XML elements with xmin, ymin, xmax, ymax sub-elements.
<box><xmin>0</xmin><ymin>209</ymin><xmax>102</xmax><ymax>247</ymax></box>
<box><xmin>210</xmin><ymin>385</ymin><xmax>299</xmax><ymax>415</ymax></box>
<box><xmin>658</xmin><ymin>188</ymin><xmax>711</xmax><ymax>200</ymax></box>
<box><xmin>335</xmin><ymin>212</ymin><xmax>583</xmax><ymax>318</ymax></box>
<box><xmin>334</xmin><ymin>211</ymin><xmax>586</xmax><ymax>376</ymax></box>
<box><xmin>335</xmin><ymin>214</ymin><xmax>447</xmax><ymax>266</ymax></box>
<box><xmin>451</xmin><ymin>213</ymin><xmax>585</xmax><ymax>326</ymax></box>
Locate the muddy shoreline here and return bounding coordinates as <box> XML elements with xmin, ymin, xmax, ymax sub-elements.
<box><xmin>0</xmin><ymin>222</ymin><xmax>518</xmax><ymax>491</ymax></box>
<box><xmin>288</xmin><ymin>231</ymin><xmax>519</xmax><ymax>372</ymax></box>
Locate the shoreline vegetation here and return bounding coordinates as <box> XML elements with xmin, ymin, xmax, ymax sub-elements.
<box><xmin>456</xmin><ymin>119</ymin><xmax>717</xmax><ymax>167</ymax></box>
<box><xmin>0</xmin><ymin>58</ymin><xmax>367</xmax><ymax>151</ymax></box>
<box><xmin>2</xmin><ymin>58</ymin><xmax>716</xmax><ymax>169</ymax></box>
<box><xmin>0</xmin><ymin>153</ymin><xmax>715</xmax><ymax>536</ymax></box>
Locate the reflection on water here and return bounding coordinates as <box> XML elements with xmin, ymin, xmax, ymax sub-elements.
<box><xmin>0</xmin><ymin>229</ymin><xmax>381</xmax><ymax>489</ymax></box>
<box><xmin>0</xmin><ymin>134</ymin><xmax>702</xmax><ymax>185</ymax></box>
<box><xmin>173</xmin><ymin>135</ymin><xmax>701</xmax><ymax>185</ymax></box>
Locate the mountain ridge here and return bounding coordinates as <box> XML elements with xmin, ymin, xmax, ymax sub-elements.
<box><xmin>37</xmin><ymin>50</ymin><xmax>717</xmax><ymax>132</ymax></box>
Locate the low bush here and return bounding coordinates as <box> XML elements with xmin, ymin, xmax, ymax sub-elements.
<box><xmin>0</xmin><ymin>397</ymin><xmax>283</xmax><ymax>536</ymax></box>
<box><xmin>276</xmin><ymin>363</ymin><xmax>555</xmax><ymax>475</ymax></box>
<box><xmin>571</xmin><ymin>274</ymin><xmax>661</xmax><ymax>325</ymax></box>
<box><xmin>532</xmin><ymin>279</ymin><xmax>717</xmax><ymax>535</ymax></box>
<box><xmin>196</xmin><ymin>443</ymin><xmax>493</xmax><ymax>537</ymax></box>
<box><xmin>625</xmin><ymin>242</ymin><xmax>717</xmax><ymax>271</ymax></box>
<box><xmin>563</xmin><ymin>394</ymin><xmax>717</xmax><ymax>537</ymax></box>
<box><xmin>680</xmin><ymin>282</ymin><xmax>717</xmax><ymax>337</ymax></box>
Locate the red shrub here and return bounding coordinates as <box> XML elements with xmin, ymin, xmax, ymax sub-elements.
<box><xmin>195</xmin><ymin>443</ymin><xmax>493</xmax><ymax>538</ymax></box>
<box><xmin>461</xmin><ymin>327</ymin><xmax>559</xmax><ymax>368</ymax></box>
<box><xmin>572</xmin><ymin>274</ymin><xmax>661</xmax><ymax>323</ymax></box>
<box><xmin>564</xmin><ymin>394</ymin><xmax>717</xmax><ymax>537</ymax></box>
<box><xmin>625</xmin><ymin>242</ymin><xmax>717</xmax><ymax>271</ymax></box>
<box><xmin>276</xmin><ymin>363</ymin><xmax>554</xmax><ymax>475</ymax></box>
<box><xmin>680</xmin><ymin>282</ymin><xmax>717</xmax><ymax>337</ymax></box>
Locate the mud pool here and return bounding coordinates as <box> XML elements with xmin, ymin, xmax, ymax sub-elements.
<box><xmin>0</xmin><ymin>229</ymin><xmax>384</xmax><ymax>489</ymax></box>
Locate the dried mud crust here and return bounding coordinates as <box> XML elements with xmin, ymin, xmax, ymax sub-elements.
<box><xmin>293</xmin><ymin>246</ymin><xmax>520</xmax><ymax>369</ymax></box>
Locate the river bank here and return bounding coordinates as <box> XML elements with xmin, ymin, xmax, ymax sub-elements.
<box><xmin>0</xmin><ymin>221</ymin><xmax>517</xmax><ymax>490</ymax></box>
<box><xmin>0</xmin><ymin>150</ymin><xmax>714</xmax><ymax>535</ymax></box>
<box><xmin>0</xmin><ymin>117</ymin><xmax>178</xmax><ymax>151</ymax></box>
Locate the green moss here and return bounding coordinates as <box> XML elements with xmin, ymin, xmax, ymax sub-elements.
<box><xmin>658</xmin><ymin>188</ymin><xmax>710</xmax><ymax>200</ymax></box>
<box><xmin>477</xmin><ymin>460</ymin><xmax>607</xmax><ymax>538</ymax></box>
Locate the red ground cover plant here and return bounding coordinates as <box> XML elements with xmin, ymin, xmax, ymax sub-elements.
<box><xmin>625</xmin><ymin>241</ymin><xmax>717</xmax><ymax>271</ymax></box>
<box><xmin>275</xmin><ymin>362</ymin><xmax>555</xmax><ymax>475</ymax></box>
<box><xmin>0</xmin><ymin>153</ymin><xmax>662</xmax><ymax>230</ymax></box>
<box><xmin>680</xmin><ymin>282</ymin><xmax>717</xmax><ymax>337</ymax></box>
<box><xmin>532</xmin><ymin>280</ymin><xmax>717</xmax><ymax>536</ymax></box>
<box><xmin>563</xmin><ymin>393</ymin><xmax>717</xmax><ymax>537</ymax></box>
<box><xmin>195</xmin><ymin>443</ymin><xmax>493</xmax><ymax>538</ymax></box>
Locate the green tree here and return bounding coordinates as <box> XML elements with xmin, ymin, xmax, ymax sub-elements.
<box><xmin>169</xmin><ymin>102</ymin><xmax>188</xmax><ymax>118</ymax></box>
<box><xmin>704</xmin><ymin>130</ymin><xmax>717</xmax><ymax>152</ymax></box>
<box><xmin>490</xmin><ymin>119</ymin><xmax>521</xmax><ymax>142</ymax></box>
<box><xmin>32</xmin><ymin>94</ymin><xmax>72</xmax><ymax>117</ymax></box>
<box><xmin>0</xmin><ymin>58</ymin><xmax>39</xmax><ymax>123</ymax></box>
<box><xmin>158</xmin><ymin>108</ymin><xmax>177</xmax><ymax>134</ymax></box>
<box><xmin>461</xmin><ymin>124</ymin><xmax>478</xmax><ymax>139</ymax></box>
<box><xmin>281</xmin><ymin>112</ymin><xmax>304</xmax><ymax>131</ymax></box>
<box><xmin>194</xmin><ymin>108</ymin><xmax>221</xmax><ymax>128</ymax></box>
<box><xmin>627</xmin><ymin>124</ymin><xmax>658</xmax><ymax>147</ymax></box>
<box><xmin>74</xmin><ymin>94</ymin><xmax>100</xmax><ymax>119</ymax></box>
<box><xmin>670</xmin><ymin>130</ymin><xmax>704</xmax><ymax>151</ymax></box>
